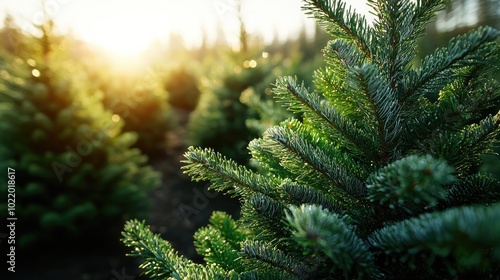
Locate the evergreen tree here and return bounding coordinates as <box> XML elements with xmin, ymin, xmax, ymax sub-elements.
<box><xmin>187</xmin><ymin>52</ymin><xmax>271</xmax><ymax>164</ymax></box>
<box><xmin>122</xmin><ymin>0</ymin><xmax>500</xmax><ymax>278</ymax></box>
<box><xmin>84</xmin><ymin>61</ymin><xmax>175</xmax><ymax>157</ymax></box>
<box><xmin>186</xmin><ymin>7</ymin><xmax>280</xmax><ymax>165</ymax></box>
<box><xmin>242</xmin><ymin>24</ymin><xmax>330</xmax><ymax>137</ymax></box>
<box><xmin>0</xmin><ymin>18</ymin><xmax>159</xmax><ymax>249</ymax></box>
<box><xmin>0</xmin><ymin>14</ymin><xmax>26</xmax><ymax>57</ymax></box>
<box><xmin>163</xmin><ymin>66</ymin><xmax>201</xmax><ymax>111</ymax></box>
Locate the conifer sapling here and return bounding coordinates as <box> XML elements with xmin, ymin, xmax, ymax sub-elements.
<box><xmin>122</xmin><ymin>0</ymin><xmax>500</xmax><ymax>278</ymax></box>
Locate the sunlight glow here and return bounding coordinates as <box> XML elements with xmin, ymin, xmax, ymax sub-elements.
<box><xmin>69</xmin><ymin>1</ymin><xmax>219</xmax><ymax>56</ymax></box>
<box><xmin>1</xmin><ymin>0</ymin><xmax>374</xmax><ymax>54</ymax></box>
<box><xmin>112</xmin><ymin>114</ymin><xmax>121</xmax><ymax>122</ymax></box>
<box><xmin>32</xmin><ymin>69</ymin><xmax>40</xmax><ymax>77</ymax></box>
<box><xmin>79</xmin><ymin>10</ymin><xmax>166</xmax><ymax>56</ymax></box>
<box><xmin>243</xmin><ymin>60</ymin><xmax>257</xmax><ymax>68</ymax></box>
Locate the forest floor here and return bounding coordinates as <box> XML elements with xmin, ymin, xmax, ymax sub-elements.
<box><xmin>147</xmin><ymin>109</ymin><xmax>240</xmax><ymax>262</ymax></box>
<box><xmin>9</xmin><ymin>109</ymin><xmax>240</xmax><ymax>280</ymax></box>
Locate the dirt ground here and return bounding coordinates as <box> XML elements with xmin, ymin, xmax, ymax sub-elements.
<box><xmin>148</xmin><ymin>160</ymin><xmax>240</xmax><ymax>262</ymax></box>
<box><xmin>147</xmin><ymin>110</ymin><xmax>241</xmax><ymax>262</ymax></box>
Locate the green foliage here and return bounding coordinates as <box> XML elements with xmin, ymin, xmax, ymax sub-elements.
<box><xmin>242</xmin><ymin>27</ymin><xmax>329</xmax><ymax>136</ymax></box>
<box><xmin>163</xmin><ymin>66</ymin><xmax>201</xmax><ymax>111</ymax></box>
<box><xmin>187</xmin><ymin>17</ymin><xmax>327</xmax><ymax>165</ymax></box>
<box><xmin>123</xmin><ymin>0</ymin><xmax>500</xmax><ymax>278</ymax></box>
<box><xmin>123</xmin><ymin>218</ymin><xmax>240</xmax><ymax>280</ymax></box>
<box><xmin>241</xmin><ymin>87</ymin><xmax>293</xmax><ymax>136</ymax></box>
<box><xmin>369</xmin><ymin>204</ymin><xmax>500</xmax><ymax>271</ymax></box>
<box><xmin>0</xmin><ymin>28</ymin><xmax>160</xmax><ymax>248</ymax></box>
<box><xmin>88</xmin><ymin>64</ymin><xmax>175</xmax><ymax>157</ymax></box>
<box><xmin>367</xmin><ymin>155</ymin><xmax>456</xmax><ymax>210</ymax></box>
<box><xmin>194</xmin><ymin>211</ymin><xmax>248</xmax><ymax>273</ymax></box>
<box><xmin>287</xmin><ymin>205</ymin><xmax>382</xmax><ymax>279</ymax></box>
<box><xmin>0</xmin><ymin>14</ymin><xmax>27</xmax><ymax>57</ymax></box>
<box><xmin>417</xmin><ymin>0</ymin><xmax>500</xmax><ymax>182</ymax></box>
<box><xmin>187</xmin><ymin>53</ymin><xmax>279</xmax><ymax>164</ymax></box>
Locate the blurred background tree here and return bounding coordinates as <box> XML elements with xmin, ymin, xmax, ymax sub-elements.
<box><xmin>0</xmin><ymin>14</ymin><xmax>26</xmax><ymax>57</ymax></box>
<box><xmin>186</xmin><ymin>17</ymin><xmax>273</xmax><ymax>164</ymax></box>
<box><xmin>0</xmin><ymin>15</ymin><xmax>160</xmax><ymax>257</ymax></box>
<box><xmin>186</xmin><ymin>0</ymin><xmax>329</xmax><ymax>165</ymax></box>
<box><xmin>424</xmin><ymin>0</ymin><xmax>499</xmax><ymax>50</ymax></box>
<box><xmin>163</xmin><ymin>66</ymin><xmax>202</xmax><ymax>112</ymax></box>
<box><xmin>88</xmin><ymin>66</ymin><xmax>176</xmax><ymax>158</ymax></box>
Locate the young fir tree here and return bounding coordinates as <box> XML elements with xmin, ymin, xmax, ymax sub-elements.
<box><xmin>163</xmin><ymin>66</ymin><xmax>202</xmax><ymax>111</ymax></box>
<box><xmin>83</xmin><ymin>61</ymin><xmax>175</xmax><ymax>158</ymax></box>
<box><xmin>0</xmin><ymin>18</ymin><xmax>159</xmax><ymax>249</ymax></box>
<box><xmin>242</xmin><ymin>25</ymin><xmax>330</xmax><ymax>137</ymax></box>
<box><xmin>187</xmin><ymin>49</ymin><xmax>279</xmax><ymax>164</ymax></box>
<box><xmin>186</xmin><ymin>0</ymin><xmax>284</xmax><ymax>165</ymax></box>
<box><xmin>122</xmin><ymin>0</ymin><xmax>500</xmax><ymax>278</ymax></box>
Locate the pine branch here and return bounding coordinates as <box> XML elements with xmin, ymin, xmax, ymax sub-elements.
<box><xmin>182</xmin><ymin>146</ymin><xmax>280</xmax><ymax>199</ymax></box>
<box><xmin>368</xmin><ymin>0</ymin><xmax>448</xmax><ymax>90</ymax></box>
<box><xmin>195</xmin><ymin>227</ymin><xmax>240</xmax><ymax>271</ymax></box>
<box><xmin>209</xmin><ymin>211</ymin><xmax>247</xmax><ymax>249</ymax></box>
<box><xmin>247</xmin><ymin>193</ymin><xmax>291</xmax><ymax>242</ymax></box>
<box><xmin>367</xmin><ymin>155</ymin><xmax>456</xmax><ymax>211</ymax></box>
<box><xmin>248</xmin><ymin>137</ymin><xmax>295</xmax><ymax>179</ymax></box>
<box><xmin>403</xmin><ymin>66</ymin><xmax>500</xmax><ymax>151</ymax></box>
<box><xmin>410</xmin><ymin>1</ymin><xmax>450</xmax><ymax>40</ymax></box>
<box><xmin>401</xmin><ymin>27</ymin><xmax>500</xmax><ymax>103</ymax></box>
<box><xmin>239</xmin><ymin>270</ymin><xmax>299</xmax><ymax>280</ymax></box>
<box><xmin>286</xmin><ymin>205</ymin><xmax>382</xmax><ymax>279</ymax></box>
<box><xmin>121</xmin><ymin>220</ymin><xmax>191</xmax><ymax>279</ymax></box>
<box><xmin>427</xmin><ymin>113</ymin><xmax>500</xmax><ymax>175</ymax></box>
<box><xmin>369</xmin><ymin>0</ymin><xmax>415</xmax><ymax>89</ymax></box>
<box><xmin>281</xmin><ymin>180</ymin><xmax>341</xmax><ymax>214</ymax></box>
<box><xmin>274</xmin><ymin>76</ymin><xmax>378</xmax><ymax>161</ymax></box>
<box><xmin>241</xmin><ymin>240</ymin><xmax>317</xmax><ymax>279</ymax></box>
<box><xmin>303</xmin><ymin>0</ymin><xmax>373</xmax><ymax>58</ymax></box>
<box><xmin>369</xmin><ymin>204</ymin><xmax>500</xmax><ymax>271</ymax></box>
<box><xmin>324</xmin><ymin>39</ymin><xmax>366</xmax><ymax>70</ymax></box>
<box><xmin>267</xmin><ymin>121</ymin><xmax>366</xmax><ymax>199</ymax></box>
<box><xmin>123</xmin><ymin>220</ymin><xmax>235</xmax><ymax>279</ymax></box>
<box><xmin>313</xmin><ymin>66</ymin><xmax>369</xmax><ymax>120</ymax></box>
<box><xmin>350</xmin><ymin>63</ymin><xmax>402</xmax><ymax>164</ymax></box>
<box><xmin>256</xmin><ymin>127</ymin><xmax>334</xmax><ymax>193</ymax></box>
<box><xmin>441</xmin><ymin>173</ymin><xmax>500</xmax><ymax>208</ymax></box>
<box><xmin>194</xmin><ymin>212</ymin><xmax>247</xmax><ymax>273</ymax></box>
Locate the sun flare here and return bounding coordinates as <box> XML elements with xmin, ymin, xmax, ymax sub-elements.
<box><xmin>60</xmin><ymin>0</ymin><xmax>372</xmax><ymax>59</ymax></box>
<box><xmin>79</xmin><ymin>10</ymin><xmax>166</xmax><ymax>56</ymax></box>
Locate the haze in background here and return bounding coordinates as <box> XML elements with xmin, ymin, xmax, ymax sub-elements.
<box><xmin>0</xmin><ymin>0</ymin><xmax>372</xmax><ymax>54</ymax></box>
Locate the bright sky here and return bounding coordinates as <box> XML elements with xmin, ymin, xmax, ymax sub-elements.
<box><xmin>0</xmin><ymin>0</ymin><xmax>371</xmax><ymax>55</ymax></box>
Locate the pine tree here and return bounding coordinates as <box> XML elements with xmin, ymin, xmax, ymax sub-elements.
<box><xmin>186</xmin><ymin>16</ymin><xmax>279</xmax><ymax>165</ymax></box>
<box><xmin>186</xmin><ymin>54</ymin><xmax>266</xmax><ymax>164</ymax></box>
<box><xmin>84</xmin><ymin>62</ymin><xmax>175</xmax><ymax>157</ymax></box>
<box><xmin>0</xmin><ymin>18</ymin><xmax>159</xmax><ymax>249</ymax></box>
<box><xmin>163</xmin><ymin>66</ymin><xmax>201</xmax><ymax>111</ymax></box>
<box><xmin>243</xmin><ymin>25</ymin><xmax>330</xmax><ymax>136</ymax></box>
<box><xmin>0</xmin><ymin>14</ymin><xmax>26</xmax><ymax>57</ymax></box>
<box><xmin>122</xmin><ymin>0</ymin><xmax>500</xmax><ymax>278</ymax></box>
